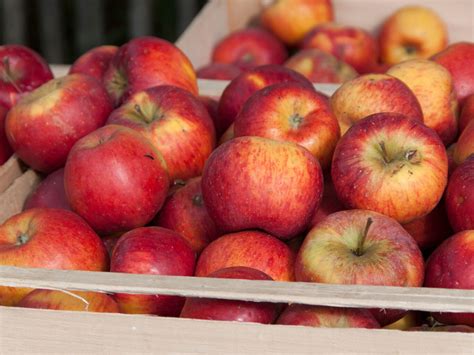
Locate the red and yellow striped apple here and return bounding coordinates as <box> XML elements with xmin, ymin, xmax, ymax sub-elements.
<box><xmin>69</xmin><ymin>45</ymin><xmax>118</xmax><ymax>81</ymax></box>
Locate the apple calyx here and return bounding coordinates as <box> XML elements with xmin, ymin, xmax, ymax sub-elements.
<box><xmin>133</xmin><ymin>104</ymin><xmax>164</xmax><ymax>124</ymax></box>
<box><xmin>289</xmin><ymin>113</ymin><xmax>304</xmax><ymax>129</ymax></box>
<box><xmin>353</xmin><ymin>217</ymin><xmax>373</xmax><ymax>256</ymax></box>
<box><xmin>192</xmin><ymin>194</ymin><xmax>204</xmax><ymax>207</ymax></box>
<box><xmin>107</xmin><ymin>68</ymin><xmax>128</xmax><ymax>103</ymax></box>
<box><xmin>403</xmin><ymin>44</ymin><xmax>418</xmax><ymax>56</ymax></box>
<box><xmin>16</xmin><ymin>233</ymin><xmax>29</xmax><ymax>246</ymax></box>
<box><xmin>1</xmin><ymin>57</ymin><xmax>22</xmax><ymax>93</ymax></box>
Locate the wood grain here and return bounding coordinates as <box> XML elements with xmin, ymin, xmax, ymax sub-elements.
<box><xmin>0</xmin><ymin>155</ymin><xmax>23</xmax><ymax>194</ymax></box>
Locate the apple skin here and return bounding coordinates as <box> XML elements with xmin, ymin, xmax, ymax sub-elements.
<box><xmin>284</xmin><ymin>49</ymin><xmax>358</xmax><ymax>84</ymax></box>
<box><xmin>309</xmin><ymin>176</ymin><xmax>344</xmax><ymax>229</ymax></box>
<box><xmin>331</xmin><ymin>113</ymin><xmax>448</xmax><ymax>224</ymax></box>
<box><xmin>424</xmin><ymin>230</ymin><xmax>474</xmax><ymax>327</ymax></box>
<box><xmin>387</xmin><ymin>59</ymin><xmax>458</xmax><ymax>146</ymax></box>
<box><xmin>103</xmin><ymin>36</ymin><xmax>198</xmax><ymax>106</ymax></box>
<box><xmin>330</xmin><ymin>74</ymin><xmax>423</xmax><ymax>135</ymax></box>
<box><xmin>453</xmin><ymin>120</ymin><xmax>474</xmax><ymax>165</ymax></box>
<box><xmin>211</xmin><ymin>28</ymin><xmax>287</xmax><ymax>69</ymax></box>
<box><xmin>17</xmin><ymin>289</ymin><xmax>119</xmax><ymax>313</ymax></box>
<box><xmin>261</xmin><ymin>0</ymin><xmax>333</xmax><ymax>46</ymax></box>
<box><xmin>217</xmin><ymin>65</ymin><xmax>313</xmax><ymax>136</ymax></box>
<box><xmin>195</xmin><ymin>230</ymin><xmax>295</xmax><ymax>282</ymax></box>
<box><xmin>154</xmin><ymin>177</ymin><xmax>220</xmax><ymax>254</ymax></box>
<box><xmin>432</xmin><ymin>42</ymin><xmax>474</xmax><ymax>104</ymax></box>
<box><xmin>0</xmin><ymin>208</ymin><xmax>109</xmax><ymax>306</ymax></box>
<box><xmin>180</xmin><ymin>267</ymin><xmax>279</xmax><ymax>323</ymax></box>
<box><xmin>196</xmin><ymin>63</ymin><xmax>242</xmax><ymax>81</ymax></box>
<box><xmin>295</xmin><ymin>209</ymin><xmax>424</xmax><ymax>325</ymax></box>
<box><xmin>24</xmin><ymin>168</ymin><xmax>70</xmax><ymax>211</ymax></box>
<box><xmin>69</xmin><ymin>45</ymin><xmax>118</xmax><ymax>81</ymax></box>
<box><xmin>301</xmin><ymin>24</ymin><xmax>378</xmax><ymax>74</ymax></box>
<box><xmin>107</xmin><ymin>85</ymin><xmax>215</xmax><ymax>182</ymax></box>
<box><xmin>459</xmin><ymin>94</ymin><xmax>474</xmax><ymax>133</ymax></box>
<box><xmin>378</xmin><ymin>6</ymin><xmax>447</xmax><ymax>65</ymax></box>
<box><xmin>383</xmin><ymin>311</ymin><xmax>424</xmax><ymax>330</ymax></box>
<box><xmin>0</xmin><ymin>104</ymin><xmax>12</xmax><ymax>165</ymax></box>
<box><xmin>0</xmin><ymin>44</ymin><xmax>53</xmax><ymax>109</ymax></box>
<box><xmin>110</xmin><ymin>226</ymin><xmax>195</xmax><ymax>316</ymax></box>
<box><xmin>234</xmin><ymin>82</ymin><xmax>340</xmax><ymax>169</ymax></box>
<box><xmin>201</xmin><ymin>136</ymin><xmax>323</xmax><ymax>240</ymax></box>
<box><xmin>445</xmin><ymin>157</ymin><xmax>474</xmax><ymax>232</ymax></box>
<box><xmin>277</xmin><ymin>304</ymin><xmax>380</xmax><ymax>329</ymax></box>
<box><xmin>5</xmin><ymin>74</ymin><xmax>113</xmax><ymax>173</ymax></box>
<box><xmin>64</xmin><ymin>125</ymin><xmax>170</xmax><ymax>235</ymax></box>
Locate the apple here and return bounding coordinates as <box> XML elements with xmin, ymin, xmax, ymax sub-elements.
<box><xmin>309</xmin><ymin>176</ymin><xmax>344</xmax><ymax>229</ymax></box>
<box><xmin>0</xmin><ymin>208</ymin><xmax>108</xmax><ymax>306</ymax></box>
<box><xmin>378</xmin><ymin>6</ymin><xmax>447</xmax><ymax>65</ymax></box>
<box><xmin>445</xmin><ymin>156</ymin><xmax>474</xmax><ymax>232</ymax></box>
<box><xmin>276</xmin><ymin>304</ymin><xmax>380</xmax><ymax>329</ymax></box>
<box><xmin>0</xmin><ymin>44</ymin><xmax>53</xmax><ymax>109</ymax></box>
<box><xmin>101</xmin><ymin>233</ymin><xmax>122</xmax><ymax>258</ymax></box>
<box><xmin>199</xmin><ymin>96</ymin><xmax>220</xmax><ymax>134</ymax></box>
<box><xmin>202</xmin><ymin>136</ymin><xmax>323</xmax><ymax>239</ymax></box>
<box><xmin>217</xmin><ymin>65</ymin><xmax>313</xmax><ymax>136</ymax></box>
<box><xmin>432</xmin><ymin>42</ymin><xmax>474</xmax><ymax>104</ymax></box>
<box><xmin>260</xmin><ymin>0</ymin><xmax>333</xmax><ymax>46</ymax></box>
<box><xmin>295</xmin><ymin>209</ymin><xmax>424</xmax><ymax>325</ymax></box>
<box><xmin>110</xmin><ymin>226</ymin><xmax>195</xmax><ymax>316</ymax></box>
<box><xmin>180</xmin><ymin>267</ymin><xmax>279</xmax><ymax>323</ymax></box>
<box><xmin>17</xmin><ymin>289</ymin><xmax>119</xmax><ymax>313</ymax></box>
<box><xmin>195</xmin><ymin>230</ymin><xmax>295</xmax><ymax>282</ymax></box>
<box><xmin>103</xmin><ymin>36</ymin><xmax>198</xmax><ymax>106</ymax></box>
<box><xmin>5</xmin><ymin>74</ymin><xmax>113</xmax><ymax>173</ymax></box>
<box><xmin>409</xmin><ymin>325</ymin><xmax>474</xmax><ymax>333</ymax></box>
<box><xmin>64</xmin><ymin>125</ymin><xmax>170</xmax><ymax>235</ymax></box>
<box><xmin>284</xmin><ymin>49</ymin><xmax>358</xmax><ymax>84</ymax></box>
<box><xmin>69</xmin><ymin>45</ymin><xmax>118</xmax><ymax>81</ymax></box>
<box><xmin>196</xmin><ymin>63</ymin><xmax>242</xmax><ymax>81</ymax></box>
<box><xmin>218</xmin><ymin>123</ymin><xmax>234</xmax><ymax>146</ymax></box>
<box><xmin>233</xmin><ymin>82</ymin><xmax>340</xmax><ymax>169</ymax></box>
<box><xmin>453</xmin><ymin>120</ymin><xmax>474</xmax><ymax>165</ymax></box>
<box><xmin>211</xmin><ymin>28</ymin><xmax>287</xmax><ymax>69</ymax></box>
<box><xmin>23</xmin><ymin>168</ymin><xmax>70</xmax><ymax>211</ymax></box>
<box><xmin>424</xmin><ymin>230</ymin><xmax>474</xmax><ymax>327</ymax></box>
<box><xmin>331</xmin><ymin>113</ymin><xmax>448</xmax><ymax>223</ymax></box>
<box><xmin>447</xmin><ymin>143</ymin><xmax>457</xmax><ymax>177</ymax></box>
<box><xmin>330</xmin><ymin>74</ymin><xmax>423</xmax><ymax>135</ymax></box>
<box><xmin>0</xmin><ymin>104</ymin><xmax>12</xmax><ymax>165</ymax></box>
<box><xmin>383</xmin><ymin>312</ymin><xmax>424</xmax><ymax>330</ymax></box>
<box><xmin>301</xmin><ymin>23</ymin><xmax>378</xmax><ymax>74</ymax></box>
<box><xmin>154</xmin><ymin>177</ymin><xmax>220</xmax><ymax>254</ymax></box>
<box><xmin>459</xmin><ymin>94</ymin><xmax>474</xmax><ymax>133</ymax></box>
<box><xmin>107</xmin><ymin>85</ymin><xmax>215</xmax><ymax>182</ymax></box>
<box><xmin>387</xmin><ymin>59</ymin><xmax>458</xmax><ymax>145</ymax></box>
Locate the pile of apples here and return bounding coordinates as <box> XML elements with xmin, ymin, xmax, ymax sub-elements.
<box><xmin>0</xmin><ymin>0</ymin><xmax>473</xmax><ymax>333</ymax></box>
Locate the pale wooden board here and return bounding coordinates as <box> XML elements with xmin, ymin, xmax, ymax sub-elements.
<box><xmin>1</xmin><ymin>266</ymin><xmax>473</xmax><ymax>314</ymax></box>
<box><xmin>0</xmin><ymin>155</ymin><xmax>23</xmax><ymax>194</ymax></box>
<box><xmin>1</xmin><ymin>306</ymin><xmax>472</xmax><ymax>354</ymax></box>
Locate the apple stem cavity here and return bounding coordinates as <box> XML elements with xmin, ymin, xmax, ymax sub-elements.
<box><xmin>16</xmin><ymin>233</ymin><xmax>29</xmax><ymax>246</ymax></box>
<box><xmin>354</xmin><ymin>217</ymin><xmax>373</xmax><ymax>256</ymax></box>
<box><xmin>2</xmin><ymin>57</ymin><xmax>22</xmax><ymax>93</ymax></box>
<box><xmin>379</xmin><ymin>141</ymin><xmax>391</xmax><ymax>164</ymax></box>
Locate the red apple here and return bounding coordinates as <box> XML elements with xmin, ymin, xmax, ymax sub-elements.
<box><xmin>180</xmin><ymin>267</ymin><xmax>279</xmax><ymax>323</ymax></box>
<box><xmin>0</xmin><ymin>104</ymin><xmax>12</xmax><ymax>165</ymax></box>
<box><xmin>64</xmin><ymin>125</ymin><xmax>170</xmax><ymax>235</ymax></box>
<box><xmin>17</xmin><ymin>289</ymin><xmax>119</xmax><ymax>313</ymax></box>
<box><xmin>309</xmin><ymin>177</ymin><xmax>344</xmax><ymax>229</ymax></box>
<box><xmin>233</xmin><ymin>82</ymin><xmax>340</xmax><ymax>169</ymax></box>
<box><xmin>154</xmin><ymin>177</ymin><xmax>220</xmax><ymax>254</ymax></box>
<box><xmin>5</xmin><ymin>74</ymin><xmax>113</xmax><ymax>173</ymax></box>
<box><xmin>195</xmin><ymin>230</ymin><xmax>295</xmax><ymax>282</ymax></box>
<box><xmin>107</xmin><ymin>85</ymin><xmax>215</xmax><ymax>182</ymax></box>
<box><xmin>447</xmin><ymin>143</ymin><xmax>457</xmax><ymax>177</ymax></box>
<box><xmin>111</xmin><ymin>226</ymin><xmax>195</xmax><ymax>316</ymax></box>
<box><xmin>445</xmin><ymin>157</ymin><xmax>474</xmax><ymax>232</ymax></box>
<box><xmin>332</xmin><ymin>113</ymin><xmax>448</xmax><ymax>224</ymax></box>
<box><xmin>199</xmin><ymin>96</ymin><xmax>220</xmax><ymax>134</ymax></box>
<box><xmin>211</xmin><ymin>28</ymin><xmax>287</xmax><ymax>69</ymax></box>
<box><xmin>202</xmin><ymin>136</ymin><xmax>323</xmax><ymax>239</ymax></box>
<box><xmin>432</xmin><ymin>42</ymin><xmax>474</xmax><ymax>104</ymax></box>
<box><xmin>424</xmin><ymin>230</ymin><xmax>474</xmax><ymax>327</ymax></box>
<box><xmin>459</xmin><ymin>94</ymin><xmax>474</xmax><ymax>133</ymax></box>
<box><xmin>295</xmin><ymin>209</ymin><xmax>424</xmax><ymax>325</ymax></box>
<box><xmin>301</xmin><ymin>23</ymin><xmax>378</xmax><ymax>74</ymax></box>
<box><xmin>0</xmin><ymin>208</ymin><xmax>109</xmax><ymax>306</ymax></box>
<box><xmin>277</xmin><ymin>304</ymin><xmax>380</xmax><ymax>329</ymax></box>
<box><xmin>103</xmin><ymin>36</ymin><xmax>198</xmax><ymax>106</ymax></box>
<box><xmin>196</xmin><ymin>63</ymin><xmax>242</xmax><ymax>81</ymax></box>
<box><xmin>453</xmin><ymin>120</ymin><xmax>474</xmax><ymax>165</ymax></box>
<box><xmin>101</xmin><ymin>233</ymin><xmax>122</xmax><ymax>258</ymax></box>
<box><xmin>330</xmin><ymin>74</ymin><xmax>423</xmax><ymax>135</ymax></box>
<box><xmin>285</xmin><ymin>49</ymin><xmax>358</xmax><ymax>84</ymax></box>
<box><xmin>69</xmin><ymin>45</ymin><xmax>118</xmax><ymax>81</ymax></box>
<box><xmin>23</xmin><ymin>168</ymin><xmax>70</xmax><ymax>211</ymax></box>
<box><xmin>217</xmin><ymin>65</ymin><xmax>313</xmax><ymax>136</ymax></box>
<box><xmin>0</xmin><ymin>44</ymin><xmax>53</xmax><ymax>109</ymax></box>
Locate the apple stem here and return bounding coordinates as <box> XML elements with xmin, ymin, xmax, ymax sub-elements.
<box><xmin>2</xmin><ymin>57</ymin><xmax>22</xmax><ymax>94</ymax></box>
<box><xmin>379</xmin><ymin>141</ymin><xmax>390</xmax><ymax>164</ymax></box>
<box><xmin>355</xmin><ymin>217</ymin><xmax>373</xmax><ymax>256</ymax></box>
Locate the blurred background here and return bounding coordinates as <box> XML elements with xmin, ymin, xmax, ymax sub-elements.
<box><xmin>0</xmin><ymin>0</ymin><xmax>207</xmax><ymax>64</ymax></box>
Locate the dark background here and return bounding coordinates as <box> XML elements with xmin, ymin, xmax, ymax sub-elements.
<box><xmin>0</xmin><ymin>0</ymin><xmax>207</xmax><ymax>64</ymax></box>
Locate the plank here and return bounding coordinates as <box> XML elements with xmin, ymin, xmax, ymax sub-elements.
<box><xmin>0</xmin><ymin>266</ymin><xmax>473</xmax><ymax>313</ymax></box>
<box><xmin>0</xmin><ymin>306</ymin><xmax>472</xmax><ymax>354</ymax></box>
<box><xmin>0</xmin><ymin>155</ymin><xmax>23</xmax><ymax>194</ymax></box>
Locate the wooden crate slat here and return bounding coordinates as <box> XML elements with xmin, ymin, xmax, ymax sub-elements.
<box><xmin>0</xmin><ymin>155</ymin><xmax>23</xmax><ymax>194</ymax></box>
